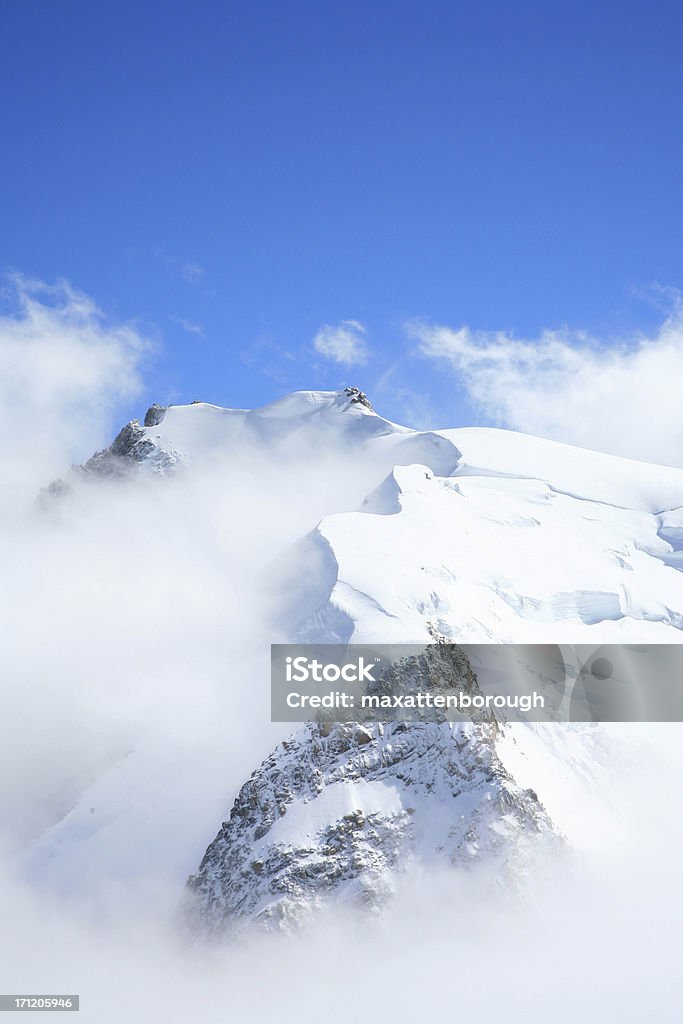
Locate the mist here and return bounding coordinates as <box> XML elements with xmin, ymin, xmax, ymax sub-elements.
<box><xmin>1</xmin><ymin>283</ymin><xmax>682</xmax><ymax>1022</ymax></box>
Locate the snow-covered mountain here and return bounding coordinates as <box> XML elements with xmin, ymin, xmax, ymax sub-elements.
<box><xmin>72</xmin><ymin>386</ymin><xmax>683</xmax><ymax>650</ymax></box>
<box><xmin>186</xmin><ymin>641</ymin><xmax>573</xmax><ymax>939</ymax></box>
<box><xmin>187</xmin><ymin>717</ymin><xmax>562</xmax><ymax>938</ymax></box>
<box><xmin>30</xmin><ymin>388</ymin><xmax>683</xmax><ymax>934</ymax></box>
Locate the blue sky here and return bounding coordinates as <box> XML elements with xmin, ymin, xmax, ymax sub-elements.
<box><xmin>2</xmin><ymin>0</ymin><xmax>683</xmax><ymax>439</ymax></box>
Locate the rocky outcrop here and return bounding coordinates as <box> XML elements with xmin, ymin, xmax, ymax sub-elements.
<box><xmin>143</xmin><ymin>403</ymin><xmax>167</xmax><ymax>427</ymax></box>
<box><xmin>82</xmin><ymin>420</ymin><xmax>178</xmax><ymax>477</ymax></box>
<box><xmin>40</xmin><ymin>415</ymin><xmax>181</xmax><ymax>503</ymax></box>
<box><xmin>186</xmin><ymin>646</ymin><xmax>560</xmax><ymax>939</ymax></box>
<box><xmin>343</xmin><ymin>386</ymin><xmax>373</xmax><ymax>411</ymax></box>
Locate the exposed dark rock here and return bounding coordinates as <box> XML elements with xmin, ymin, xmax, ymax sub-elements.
<box><xmin>81</xmin><ymin>420</ymin><xmax>160</xmax><ymax>477</ymax></box>
<box><xmin>143</xmin><ymin>403</ymin><xmax>167</xmax><ymax>427</ymax></box>
<box><xmin>344</xmin><ymin>386</ymin><xmax>373</xmax><ymax>411</ymax></box>
<box><xmin>109</xmin><ymin>421</ymin><xmax>151</xmax><ymax>458</ymax></box>
<box><xmin>185</xmin><ymin>650</ymin><xmax>561</xmax><ymax>940</ymax></box>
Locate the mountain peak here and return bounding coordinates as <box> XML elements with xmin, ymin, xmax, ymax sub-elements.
<box><xmin>341</xmin><ymin>385</ymin><xmax>373</xmax><ymax>411</ymax></box>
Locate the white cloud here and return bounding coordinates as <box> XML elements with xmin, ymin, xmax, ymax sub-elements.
<box><xmin>412</xmin><ymin>306</ymin><xmax>683</xmax><ymax>467</ymax></box>
<box><xmin>0</xmin><ymin>275</ymin><xmax>150</xmax><ymax>503</ymax></box>
<box><xmin>313</xmin><ymin>319</ymin><xmax>370</xmax><ymax>366</ymax></box>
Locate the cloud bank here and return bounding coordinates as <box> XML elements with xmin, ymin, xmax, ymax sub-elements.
<box><xmin>0</xmin><ymin>276</ymin><xmax>149</xmax><ymax>504</ymax></box>
<box><xmin>412</xmin><ymin>306</ymin><xmax>683</xmax><ymax>467</ymax></box>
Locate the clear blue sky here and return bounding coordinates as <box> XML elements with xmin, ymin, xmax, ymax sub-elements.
<box><xmin>2</xmin><ymin>0</ymin><xmax>682</xmax><ymax>427</ymax></box>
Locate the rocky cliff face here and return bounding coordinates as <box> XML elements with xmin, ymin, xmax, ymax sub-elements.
<box><xmin>83</xmin><ymin>417</ymin><xmax>180</xmax><ymax>477</ymax></box>
<box><xmin>186</xmin><ymin>646</ymin><xmax>561</xmax><ymax>939</ymax></box>
<box><xmin>40</xmin><ymin>405</ymin><xmax>179</xmax><ymax>501</ymax></box>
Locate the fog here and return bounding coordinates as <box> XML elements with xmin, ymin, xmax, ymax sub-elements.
<box><xmin>1</xmin><ymin>282</ymin><xmax>681</xmax><ymax>1021</ymax></box>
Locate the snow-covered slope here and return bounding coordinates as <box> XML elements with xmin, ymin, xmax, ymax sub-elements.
<box><xmin>287</xmin><ymin>461</ymin><xmax>683</xmax><ymax>646</ymax></box>
<box><xmin>79</xmin><ymin>386</ymin><xmax>683</xmax><ymax>648</ymax></box>
<box><xmin>77</xmin><ymin>387</ymin><xmax>460</xmax><ymax>483</ymax></box>
<box><xmin>29</xmin><ymin>388</ymin><xmax>683</xmax><ymax>933</ymax></box>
